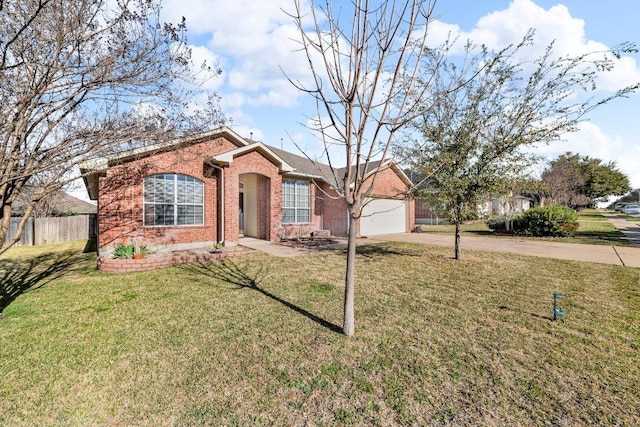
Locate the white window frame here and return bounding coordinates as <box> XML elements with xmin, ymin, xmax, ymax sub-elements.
<box><xmin>282</xmin><ymin>179</ymin><xmax>311</xmax><ymax>224</ymax></box>
<box><xmin>143</xmin><ymin>174</ymin><xmax>204</xmax><ymax>226</ymax></box>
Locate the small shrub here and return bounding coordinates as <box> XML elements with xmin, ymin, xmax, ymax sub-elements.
<box><xmin>514</xmin><ymin>205</ymin><xmax>579</xmax><ymax>237</ymax></box>
<box><xmin>134</xmin><ymin>244</ymin><xmax>149</xmax><ymax>256</ymax></box>
<box><xmin>113</xmin><ymin>244</ymin><xmax>134</xmax><ymax>259</ymax></box>
<box><xmin>486</xmin><ymin>216</ymin><xmax>511</xmax><ymax>233</ymax></box>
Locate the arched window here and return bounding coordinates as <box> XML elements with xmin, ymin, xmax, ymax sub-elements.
<box><xmin>144</xmin><ymin>174</ymin><xmax>204</xmax><ymax>226</ymax></box>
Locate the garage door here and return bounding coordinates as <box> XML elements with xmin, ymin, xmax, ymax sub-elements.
<box><xmin>360</xmin><ymin>198</ymin><xmax>406</xmax><ymax>236</ymax></box>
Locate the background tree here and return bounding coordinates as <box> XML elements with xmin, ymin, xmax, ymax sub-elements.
<box><xmin>580</xmin><ymin>157</ymin><xmax>631</xmax><ymax>204</ymax></box>
<box><xmin>0</xmin><ymin>0</ymin><xmax>224</xmax><ymax>253</ymax></box>
<box><xmin>539</xmin><ymin>153</ymin><xmax>589</xmax><ymax>207</ymax></box>
<box><xmin>397</xmin><ymin>32</ymin><xmax>638</xmax><ymax>259</ymax></box>
<box><xmin>289</xmin><ymin>0</ymin><xmax>448</xmax><ymax>335</ymax></box>
<box><xmin>541</xmin><ymin>152</ymin><xmax>631</xmax><ymax>208</ymax></box>
<box><xmin>611</xmin><ymin>188</ymin><xmax>640</xmax><ymax>205</ymax></box>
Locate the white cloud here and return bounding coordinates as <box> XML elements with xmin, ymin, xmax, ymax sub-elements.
<box><xmin>432</xmin><ymin>0</ymin><xmax>640</xmax><ymax>92</ymax></box>
<box><xmin>534</xmin><ymin>122</ymin><xmax>623</xmax><ymax>159</ymax></box>
<box><xmin>161</xmin><ymin>0</ymin><xmax>316</xmax><ymax>119</ymax></box>
<box><xmin>532</xmin><ymin>121</ymin><xmax>639</xmax><ymax>188</ymax></box>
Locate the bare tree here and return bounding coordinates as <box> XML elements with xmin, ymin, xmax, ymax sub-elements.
<box><xmin>287</xmin><ymin>0</ymin><xmax>452</xmax><ymax>335</ymax></box>
<box><xmin>0</xmin><ymin>0</ymin><xmax>223</xmax><ymax>253</ymax></box>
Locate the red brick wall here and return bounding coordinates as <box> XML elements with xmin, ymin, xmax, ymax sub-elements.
<box><xmin>362</xmin><ymin>165</ymin><xmax>408</xmax><ymax>198</ymax></box>
<box><xmin>318</xmin><ymin>183</ymin><xmax>348</xmax><ymax>237</ymax></box>
<box><xmin>99</xmin><ymin>137</ymin><xmax>236</xmax><ymax>252</ymax></box>
<box><xmin>97</xmin><ymin>251</ymin><xmax>242</xmax><ymax>273</ymax></box>
<box><xmin>223</xmin><ymin>150</ymin><xmax>282</xmax><ymax>242</ymax></box>
<box><xmin>279</xmin><ymin>178</ymin><xmax>324</xmax><ymax>239</ymax></box>
<box><xmin>257</xmin><ymin>175</ymin><xmax>269</xmax><ymax>240</ymax></box>
<box><xmin>408</xmin><ymin>198</ymin><xmax>416</xmax><ymax>231</ymax></box>
<box><xmin>312</xmin><ymin>166</ymin><xmax>415</xmax><ymax>237</ymax></box>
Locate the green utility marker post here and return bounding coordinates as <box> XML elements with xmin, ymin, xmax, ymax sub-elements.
<box><xmin>553</xmin><ymin>292</ymin><xmax>564</xmax><ymax>321</ymax></box>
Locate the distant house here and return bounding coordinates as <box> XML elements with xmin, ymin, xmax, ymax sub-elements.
<box><xmin>478</xmin><ymin>195</ymin><xmax>532</xmax><ymax>218</ymax></box>
<box><xmin>5</xmin><ymin>190</ymin><xmax>97</xmax><ymax>247</ymax></box>
<box><xmin>80</xmin><ymin>127</ymin><xmax>415</xmax><ymax>257</ymax></box>
<box><xmin>414</xmin><ymin>199</ymin><xmax>447</xmax><ymax>225</ymax></box>
<box><xmin>414</xmin><ymin>194</ymin><xmax>532</xmax><ymax>224</ymax></box>
<box><xmin>13</xmin><ymin>188</ymin><xmax>96</xmax><ymax>217</ymax></box>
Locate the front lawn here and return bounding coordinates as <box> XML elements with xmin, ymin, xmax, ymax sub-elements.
<box><xmin>1</xmin><ymin>241</ymin><xmax>639</xmax><ymax>426</ymax></box>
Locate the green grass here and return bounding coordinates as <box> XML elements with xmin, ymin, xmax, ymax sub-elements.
<box><xmin>620</xmin><ymin>214</ymin><xmax>640</xmax><ymax>222</ymax></box>
<box><xmin>419</xmin><ymin>209</ymin><xmax>632</xmax><ymax>246</ymax></box>
<box><xmin>1</xmin><ymin>241</ymin><xmax>639</xmax><ymax>426</ymax></box>
<box><xmin>577</xmin><ymin>209</ymin><xmax>610</xmax><ymax>221</ymax></box>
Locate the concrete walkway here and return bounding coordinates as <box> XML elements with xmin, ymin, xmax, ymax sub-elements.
<box><xmin>239</xmin><ymin>213</ymin><xmax>640</xmax><ymax>268</ymax></box>
<box><xmin>601</xmin><ymin>211</ymin><xmax>640</xmax><ymax>248</ymax></box>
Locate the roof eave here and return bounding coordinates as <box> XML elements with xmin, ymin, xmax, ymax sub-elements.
<box><xmin>208</xmin><ymin>142</ymin><xmax>295</xmax><ymax>173</ymax></box>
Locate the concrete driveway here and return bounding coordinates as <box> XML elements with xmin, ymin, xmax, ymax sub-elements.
<box><xmin>368</xmin><ymin>233</ymin><xmax>640</xmax><ymax>267</ymax></box>
<box><xmin>367</xmin><ymin>211</ymin><xmax>640</xmax><ymax>268</ymax></box>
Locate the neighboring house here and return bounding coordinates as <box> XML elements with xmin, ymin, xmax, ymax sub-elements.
<box><xmin>13</xmin><ymin>188</ymin><xmax>97</xmax><ymax>217</ymax></box>
<box><xmin>80</xmin><ymin>127</ymin><xmax>414</xmax><ymax>256</ymax></box>
<box><xmin>414</xmin><ymin>195</ymin><xmax>532</xmax><ymax>224</ymax></box>
<box><xmin>478</xmin><ymin>195</ymin><xmax>532</xmax><ymax>218</ymax></box>
<box><xmin>414</xmin><ymin>199</ymin><xmax>447</xmax><ymax>225</ymax></box>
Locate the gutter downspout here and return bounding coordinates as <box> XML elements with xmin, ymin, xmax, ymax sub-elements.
<box><xmin>209</xmin><ymin>163</ymin><xmax>225</xmax><ymax>244</ymax></box>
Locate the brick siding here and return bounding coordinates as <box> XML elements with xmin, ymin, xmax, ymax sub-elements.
<box><xmin>316</xmin><ymin>166</ymin><xmax>415</xmax><ymax>236</ymax></box>
<box><xmin>97</xmin><ymin>134</ymin><xmax>414</xmax><ymax>261</ymax></box>
<box><xmin>98</xmin><ymin>137</ymin><xmax>236</xmax><ymax>253</ymax></box>
<box><xmin>97</xmin><ymin>250</ymin><xmax>243</xmax><ymax>274</ymax></box>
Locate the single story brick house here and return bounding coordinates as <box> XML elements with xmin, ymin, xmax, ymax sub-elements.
<box><xmin>81</xmin><ymin>127</ymin><xmax>414</xmax><ymax>256</ymax></box>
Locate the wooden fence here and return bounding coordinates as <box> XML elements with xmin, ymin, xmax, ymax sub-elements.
<box><xmin>4</xmin><ymin>217</ymin><xmax>34</xmax><ymax>247</ymax></box>
<box><xmin>4</xmin><ymin>214</ymin><xmax>97</xmax><ymax>247</ymax></box>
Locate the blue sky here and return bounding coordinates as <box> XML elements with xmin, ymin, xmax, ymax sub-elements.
<box><xmin>159</xmin><ymin>0</ymin><xmax>640</xmax><ymax>191</ymax></box>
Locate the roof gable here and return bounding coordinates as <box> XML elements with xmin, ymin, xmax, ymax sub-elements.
<box><xmin>79</xmin><ymin>127</ymin><xmax>248</xmax><ymax>173</ymax></box>
<box><xmin>208</xmin><ymin>142</ymin><xmax>294</xmax><ymax>173</ymax></box>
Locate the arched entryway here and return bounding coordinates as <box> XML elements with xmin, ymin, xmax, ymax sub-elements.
<box><xmin>238</xmin><ymin>173</ymin><xmax>271</xmax><ymax>239</ymax></box>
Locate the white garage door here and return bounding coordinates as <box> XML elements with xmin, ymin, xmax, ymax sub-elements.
<box><xmin>360</xmin><ymin>198</ymin><xmax>406</xmax><ymax>236</ymax></box>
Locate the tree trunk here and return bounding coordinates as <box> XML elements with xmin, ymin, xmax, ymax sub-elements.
<box><xmin>454</xmin><ymin>221</ymin><xmax>461</xmax><ymax>260</ymax></box>
<box><xmin>343</xmin><ymin>211</ymin><xmax>358</xmax><ymax>336</ymax></box>
<box><xmin>0</xmin><ymin>204</ymin><xmax>34</xmax><ymax>256</ymax></box>
<box><xmin>453</xmin><ymin>199</ymin><xmax>463</xmax><ymax>260</ymax></box>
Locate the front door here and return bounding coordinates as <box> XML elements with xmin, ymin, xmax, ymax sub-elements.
<box><xmin>238</xmin><ymin>190</ymin><xmax>245</xmax><ymax>236</ymax></box>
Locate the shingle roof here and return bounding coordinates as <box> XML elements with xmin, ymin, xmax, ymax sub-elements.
<box><xmin>266</xmin><ymin>145</ymin><xmax>409</xmax><ymax>187</ymax></box>
<box><xmin>12</xmin><ymin>188</ymin><xmax>96</xmax><ymax>216</ymax></box>
<box><xmin>266</xmin><ymin>145</ymin><xmax>337</xmax><ymax>182</ymax></box>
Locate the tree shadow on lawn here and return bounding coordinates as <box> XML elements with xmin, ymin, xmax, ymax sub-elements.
<box><xmin>0</xmin><ymin>250</ymin><xmax>86</xmax><ymax>314</ymax></box>
<box><xmin>354</xmin><ymin>242</ymin><xmax>424</xmax><ymax>258</ymax></box>
<box><xmin>181</xmin><ymin>259</ymin><xmax>343</xmax><ymax>334</ymax></box>
<box><xmin>466</xmin><ymin>230</ymin><xmax>499</xmax><ymax>236</ymax></box>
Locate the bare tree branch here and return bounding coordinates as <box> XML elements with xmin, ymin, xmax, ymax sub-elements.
<box><xmin>0</xmin><ymin>0</ymin><xmax>226</xmax><ymax>254</ymax></box>
<box><xmin>287</xmin><ymin>0</ymin><xmax>441</xmax><ymax>336</ymax></box>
